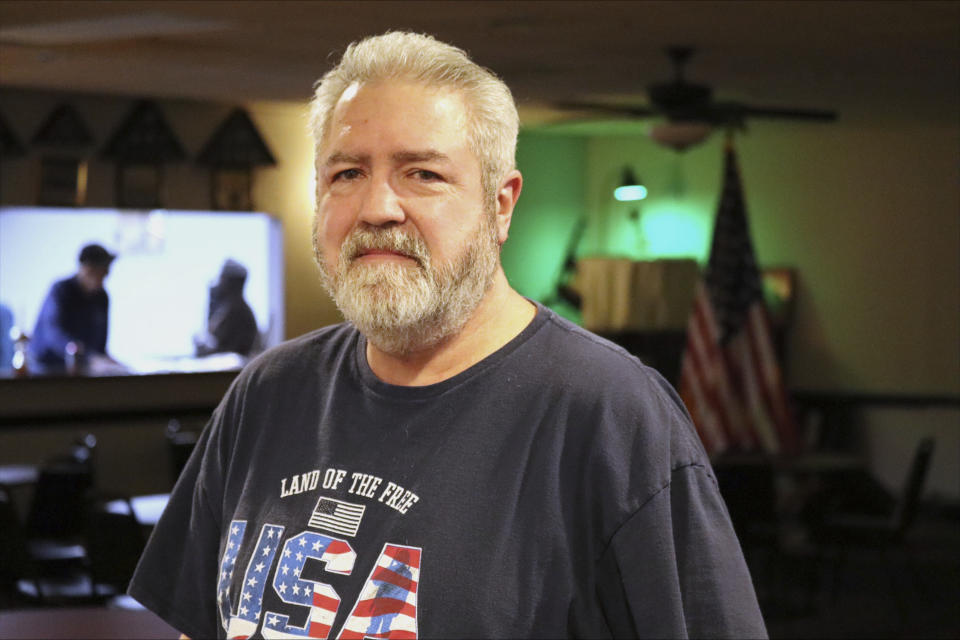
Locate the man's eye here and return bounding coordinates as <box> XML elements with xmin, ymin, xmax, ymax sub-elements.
<box><xmin>332</xmin><ymin>168</ymin><xmax>362</xmax><ymax>182</ymax></box>
<box><xmin>412</xmin><ymin>169</ymin><xmax>442</xmax><ymax>181</ymax></box>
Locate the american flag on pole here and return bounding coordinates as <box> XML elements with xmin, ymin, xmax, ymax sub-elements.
<box><xmin>679</xmin><ymin>142</ymin><xmax>800</xmax><ymax>458</ymax></box>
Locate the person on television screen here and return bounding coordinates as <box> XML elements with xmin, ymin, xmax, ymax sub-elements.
<box><xmin>30</xmin><ymin>243</ymin><xmax>117</xmax><ymax>373</ymax></box>
<box><xmin>194</xmin><ymin>259</ymin><xmax>260</xmax><ymax>357</ymax></box>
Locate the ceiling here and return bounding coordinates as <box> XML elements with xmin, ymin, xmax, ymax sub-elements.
<box><xmin>1</xmin><ymin>1</ymin><xmax>957</xmax><ymax>127</ymax></box>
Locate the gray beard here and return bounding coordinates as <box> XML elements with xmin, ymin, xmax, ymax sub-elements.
<box><xmin>318</xmin><ymin>216</ymin><xmax>499</xmax><ymax>355</ymax></box>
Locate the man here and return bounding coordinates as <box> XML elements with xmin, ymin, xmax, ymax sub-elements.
<box><xmin>194</xmin><ymin>259</ymin><xmax>260</xmax><ymax>357</ymax></box>
<box><xmin>29</xmin><ymin>243</ymin><xmax>115</xmax><ymax>372</ymax></box>
<box><xmin>130</xmin><ymin>32</ymin><xmax>766</xmax><ymax>638</ymax></box>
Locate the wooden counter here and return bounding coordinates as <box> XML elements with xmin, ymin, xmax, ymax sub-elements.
<box><xmin>0</xmin><ymin>370</ymin><xmax>238</xmax><ymax>425</ymax></box>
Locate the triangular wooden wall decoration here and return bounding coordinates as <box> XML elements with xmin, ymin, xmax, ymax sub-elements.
<box><xmin>32</xmin><ymin>103</ymin><xmax>94</xmax><ymax>149</ymax></box>
<box><xmin>101</xmin><ymin>100</ymin><xmax>186</xmax><ymax>163</ymax></box>
<box><xmin>0</xmin><ymin>110</ymin><xmax>26</xmax><ymax>159</ymax></box>
<box><xmin>197</xmin><ymin>109</ymin><xmax>276</xmax><ymax>168</ymax></box>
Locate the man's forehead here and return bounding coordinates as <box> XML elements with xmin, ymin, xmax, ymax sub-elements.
<box><xmin>319</xmin><ymin>80</ymin><xmax>474</xmax><ymax>167</ymax></box>
<box><xmin>327</xmin><ymin>79</ymin><xmax>468</xmax><ymax>132</ymax></box>
<box><xmin>323</xmin><ymin>149</ymin><xmax>452</xmax><ymax>166</ymax></box>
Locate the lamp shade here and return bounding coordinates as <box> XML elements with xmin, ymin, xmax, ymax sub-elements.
<box><xmin>649</xmin><ymin>121</ymin><xmax>712</xmax><ymax>151</ymax></box>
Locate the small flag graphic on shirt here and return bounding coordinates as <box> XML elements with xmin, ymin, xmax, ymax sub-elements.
<box><xmin>309</xmin><ymin>496</ymin><xmax>365</xmax><ymax>537</ymax></box>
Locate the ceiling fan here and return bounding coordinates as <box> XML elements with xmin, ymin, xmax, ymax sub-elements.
<box><xmin>558</xmin><ymin>46</ymin><xmax>838</xmax><ymax>150</ymax></box>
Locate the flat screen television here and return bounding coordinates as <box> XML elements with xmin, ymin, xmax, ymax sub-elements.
<box><xmin>0</xmin><ymin>206</ymin><xmax>284</xmax><ymax>375</ymax></box>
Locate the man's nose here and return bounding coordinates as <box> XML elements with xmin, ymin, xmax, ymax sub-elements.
<box><xmin>357</xmin><ymin>175</ymin><xmax>406</xmax><ymax>226</ymax></box>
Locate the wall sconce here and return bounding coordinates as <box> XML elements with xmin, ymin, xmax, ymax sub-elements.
<box><xmin>614</xmin><ymin>167</ymin><xmax>647</xmax><ymax>252</ymax></box>
<box><xmin>614</xmin><ymin>168</ymin><xmax>647</xmax><ymax>201</ymax></box>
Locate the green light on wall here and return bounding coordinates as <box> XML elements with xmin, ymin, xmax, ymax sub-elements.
<box><xmin>639</xmin><ymin>201</ymin><xmax>712</xmax><ymax>262</ymax></box>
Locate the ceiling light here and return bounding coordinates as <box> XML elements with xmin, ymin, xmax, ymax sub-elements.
<box><xmin>648</xmin><ymin>122</ymin><xmax>713</xmax><ymax>151</ymax></box>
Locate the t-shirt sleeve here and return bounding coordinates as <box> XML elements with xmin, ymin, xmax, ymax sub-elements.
<box><xmin>594</xmin><ymin>463</ymin><xmax>768</xmax><ymax>639</ymax></box>
<box><xmin>128</xmin><ymin>405</ymin><xmax>230</xmax><ymax>639</ymax></box>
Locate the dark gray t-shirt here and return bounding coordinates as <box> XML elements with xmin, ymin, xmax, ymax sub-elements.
<box><xmin>129</xmin><ymin>305</ymin><xmax>766</xmax><ymax>639</ymax></box>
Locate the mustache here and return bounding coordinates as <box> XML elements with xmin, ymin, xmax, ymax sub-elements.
<box><xmin>341</xmin><ymin>226</ymin><xmax>430</xmax><ymax>267</ymax></box>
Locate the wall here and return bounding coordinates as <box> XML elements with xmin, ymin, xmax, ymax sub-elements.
<box><xmin>500</xmin><ymin>132</ymin><xmax>586</xmax><ymax>312</ymax></box>
<box><xmin>557</xmin><ymin>120</ymin><xmax>960</xmax><ymax>397</ymax></box>
<box><xmin>244</xmin><ymin>100</ymin><xmax>342</xmax><ymax>337</ymax></box>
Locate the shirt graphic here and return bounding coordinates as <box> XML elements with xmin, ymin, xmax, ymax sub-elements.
<box><xmin>218</xmin><ymin>466</ymin><xmax>422</xmax><ymax>638</ymax></box>
<box><xmin>309</xmin><ymin>497</ymin><xmax>366</xmax><ymax>538</ymax></box>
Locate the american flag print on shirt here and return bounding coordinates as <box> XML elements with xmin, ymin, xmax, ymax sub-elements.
<box><xmin>339</xmin><ymin>543</ymin><xmax>422</xmax><ymax>639</ymax></box>
<box><xmin>213</xmin><ymin>494</ymin><xmax>421</xmax><ymax>637</ymax></box>
<box><xmin>262</xmin><ymin>531</ymin><xmax>357</xmax><ymax>639</ymax></box>
<box><xmin>218</xmin><ymin>520</ymin><xmax>247</xmax><ymax>633</ymax></box>
<box><xmin>225</xmin><ymin>522</ymin><xmax>286</xmax><ymax>639</ymax></box>
<box><xmin>309</xmin><ymin>496</ymin><xmax>366</xmax><ymax>538</ymax></box>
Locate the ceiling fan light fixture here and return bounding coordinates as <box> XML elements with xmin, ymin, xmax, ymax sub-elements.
<box><xmin>649</xmin><ymin>121</ymin><xmax>713</xmax><ymax>151</ymax></box>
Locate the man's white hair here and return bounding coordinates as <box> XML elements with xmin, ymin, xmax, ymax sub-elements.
<box><xmin>309</xmin><ymin>31</ymin><xmax>519</xmax><ymax>205</ymax></box>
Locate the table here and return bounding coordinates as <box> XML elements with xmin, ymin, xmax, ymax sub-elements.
<box><xmin>0</xmin><ymin>464</ymin><xmax>39</xmax><ymax>486</ymax></box>
<box><xmin>104</xmin><ymin>493</ymin><xmax>170</xmax><ymax>527</ymax></box>
<box><xmin>0</xmin><ymin>607</ymin><xmax>179</xmax><ymax>639</ymax></box>
<box><xmin>712</xmin><ymin>450</ymin><xmax>868</xmax><ymax>536</ymax></box>
<box><xmin>131</xmin><ymin>493</ymin><xmax>170</xmax><ymax>526</ymax></box>
<box><xmin>713</xmin><ymin>451</ymin><xmax>864</xmax><ymax>473</ymax></box>
<box><xmin>0</xmin><ymin>464</ymin><xmax>39</xmax><ymax>521</ymax></box>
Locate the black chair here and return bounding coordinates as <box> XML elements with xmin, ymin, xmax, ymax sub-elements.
<box><xmin>69</xmin><ymin>433</ymin><xmax>98</xmax><ymax>464</ymax></box>
<box><xmin>810</xmin><ymin>437</ymin><xmax>936</xmax><ymax>613</ymax></box>
<box><xmin>166</xmin><ymin>418</ymin><xmax>199</xmax><ymax>485</ymax></box>
<box><xmin>715</xmin><ymin>459</ymin><xmax>806</xmax><ymax>612</ymax></box>
<box><xmin>45</xmin><ymin>433</ymin><xmax>98</xmax><ymax>481</ymax></box>
<box><xmin>814</xmin><ymin>438</ymin><xmax>934</xmax><ymax>549</ymax></box>
<box><xmin>0</xmin><ymin>485</ymin><xmax>94</xmax><ymax>607</ymax></box>
<box><xmin>0</xmin><ymin>483</ymin><xmax>34</xmax><ymax>603</ymax></box>
<box><xmin>716</xmin><ymin>460</ymin><xmax>780</xmax><ymax>541</ymax></box>
<box><xmin>84</xmin><ymin>495</ymin><xmax>147</xmax><ymax>608</ymax></box>
<box><xmin>25</xmin><ymin>459</ymin><xmax>94</xmax><ymax>569</ymax></box>
<box><xmin>25</xmin><ymin>433</ymin><xmax>97</xmax><ymax>548</ymax></box>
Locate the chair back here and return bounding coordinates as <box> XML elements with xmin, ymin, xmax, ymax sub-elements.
<box><xmin>166</xmin><ymin>419</ymin><xmax>199</xmax><ymax>484</ymax></box>
<box><xmin>26</xmin><ymin>461</ymin><xmax>93</xmax><ymax>539</ymax></box>
<box><xmin>714</xmin><ymin>461</ymin><xmax>779</xmax><ymax>541</ymax></box>
<box><xmin>0</xmin><ymin>485</ymin><xmax>34</xmax><ymax>590</ymax></box>
<box><xmin>891</xmin><ymin>437</ymin><xmax>935</xmax><ymax>539</ymax></box>
<box><xmin>84</xmin><ymin>497</ymin><xmax>146</xmax><ymax>593</ymax></box>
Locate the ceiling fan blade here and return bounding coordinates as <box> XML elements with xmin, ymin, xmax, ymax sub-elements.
<box><xmin>734</xmin><ymin>104</ymin><xmax>838</xmax><ymax>121</ymax></box>
<box><xmin>554</xmin><ymin>101</ymin><xmax>658</xmax><ymax>119</ymax></box>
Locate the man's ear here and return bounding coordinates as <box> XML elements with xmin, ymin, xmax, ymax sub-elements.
<box><xmin>494</xmin><ymin>170</ymin><xmax>523</xmax><ymax>245</ymax></box>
